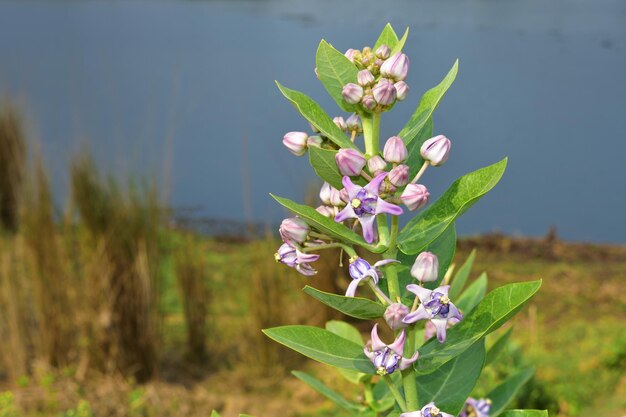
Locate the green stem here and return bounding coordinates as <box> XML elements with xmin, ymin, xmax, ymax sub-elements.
<box><xmin>367</xmin><ymin>280</ymin><xmax>392</xmax><ymax>305</ymax></box>
<box><xmin>362</xmin><ymin>112</ymin><xmax>381</xmax><ymax>157</ymax></box>
<box><xmin>383</xmin><ymin>374</ymin><xmax>407</xmax><ymax>412</ymax></box>
<box><xmin>364</xmin><ymin>381</ymin><xmax>375</xmax><ymax>406</ymax></box>
<box><xmin>383</xmin><ymin>216</ymin><xmax>401</xmax><ymax>301</ymax></box>
<box><xmin>402</xmin><ymin>328</ymin><xmax>419</xmax><ymax>410</ymax></box>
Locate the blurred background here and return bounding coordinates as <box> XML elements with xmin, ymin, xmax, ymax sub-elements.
<box><xmin>0</xmin><ymin>0</ymin><xmax>624</xmax><ymax>416</ymax></box>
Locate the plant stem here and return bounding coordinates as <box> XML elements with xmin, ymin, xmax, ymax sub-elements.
<box><xmin>411</xmin><ymin>161</ymin><xmax>430</xmax><ymax>183</ymax></box>
<box><xmin>362</xmin><ymin>112</ymin><xmax>381</xmax><ymax>157</ymax></box>
<box><xmin>402</xmin><ymin>328</ymin><xmax>419</xmax><ymax>410</ymax></box>
<box><xmin>367</xmin><ymin>280</ymin><xmax>392</xmax><ymax>305</ymax></box>
<box><xmin>364</xmin><ymin>381</ymin><xmax>375</xmax><ymax>406</ymax></box>
<box><xmin>383</xmin><ymin>215</ymin><xmax>401</xmax><ymax>301</ymax></box>
<box><xmin>383</xmin><ymin>374</ymin><xmax>407</xmax><ymax>412</ymax></box>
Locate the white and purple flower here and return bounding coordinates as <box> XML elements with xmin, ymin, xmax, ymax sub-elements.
<box><xmin>400</xmin><ymin>402</ymin><xmax>455</xmax><ymax>417</ymax></box>
<box><xmin>274</xmin><ymin>243</ymin><xmax>320</xmax><ymax>276</ymax></box>
<box><xmin>402</xmin><ymin>284</ymin><xmax>463</xmax><ymax>343</ymax></box>
<box><xmin>459</xmin><ymin>398</ymin><xmax>492</xmax><ymax>417</ymax></box>
<box><xmin>334</xmin><ymin>173</ymin><xmax>403</xmax><ymax>243</ymax></box>
<box><xmin>364</xmin><ymin>324</ymin><xmax>419</xmax><ymax>376</ymax></box>
<box><xmin>345</xmin><ymin>256</ymin><xmax>398</xmax><ymax>297</ymax></box>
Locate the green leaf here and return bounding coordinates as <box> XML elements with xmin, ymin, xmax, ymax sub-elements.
<box><xmin>271</xmin><ymin>194</ymin><xmax>383</xmax><ymax>252</ymax></box>
<box><xmin>292</xmin><ymin>371</ymin><xmax>364</xmax><ymax>412</ymax></box>
<box><xmin>374</xmin><ymin>23</ymin><xmax>399</xmax><ymax>50</ymax></box>
<box><xmin>308</xmin><ymin>147</ymin><xmax>343</xmax><ymax>190</ymax></box>
<box><xmin>449</xmin><ymin>249</ymin><xmax>476</xmax><ymax>299</ymax></box>
<box><xmin>239</xmin><ymin>415</ymin><xmax>256</xmax><ymax>417</ymax></box>
<box><xmin>405</xmin><ymin>117</ymin><xmax>434</xmax><ymax>180</ymax></box>
<box><xmin>390</xmin><ymin>28</ymin><xmax>409</xmax><ymax>55</ymax></box>
<box><xmin>498</xmin><ymin>410</ymin><xmax>548</xmax><ymax>417</ymax></box>
<box><xmin>325</xmin><ymin>321</ymin><xmax>369</xmax><ymax>384</ymax></box>
<box><xmin>485</xmin><ymin>327</ymin><xmax>513</xmax><ymax>367</ymax></box>
<box><xmin>399</xmin><ymin>60</ymin><xmax>458</xmax><ymax>146</ymax></box>
<box><xmin>413</xmin><ymin>280</ymin><xmax>542</xmax><ymax>374</ymax></box>
<box><xmin>396</xmin><ymin>224</ymin><xmax>457</xmax><ymax>298</ymax></box>
<box><xmin>417</xmin><ymin>339</ymin><xmax>486</xmax><ymax>415</ymax></box>
<box><xmin>488</xmin><ymin>368</ymin><xmax>535</xmax><ymax>417</ymax></box>
<box><xmin>210</xmin><ymin>412</ymin><xmax>221</xmax><ymax>417</ymax></box>
<box><xmin>263</xmin><ymin>325</ymin><xmax>374</xmax><ymax>373</ymax></box>
<box><xmin>276</xmin><ymin>82</ymin><xmax>356</xmax><ymax>149</ymax></box>
<box><xmin>456</xmin><ymin>272</ymin><xmax>488</xmax><ymax>313</ymax></box>
<box><xmin>304</xmin><ymin>286</ymin><xmax>385</xmax><ymax>320</ymax></box>
<box><xmin>316</xmin><ymin>40</ymin><xmax>359</xmax><ymax>112</ymax></box>
<box><xmin>397</xmin><ymin>158</ymin><xmax>508</xmax><ymax>255</ymax></box>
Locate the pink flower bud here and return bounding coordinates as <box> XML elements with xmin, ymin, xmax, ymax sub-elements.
<box><xmin>282</xmin><ymin>131</ymin><xmax>309</xmax><ymax>156</ymax></box>
<box><xmin>279</xmin><ymin>217</ymin><xmax>310</xmax><ymax>244</ymax></box>
<box><xmin>394</xmin><ymin>81</ymin><xmax>409</xmax><ymax>101</ymax></box>
<box><xmin>342</xmin><ymin>83</ymin><xmax>363</xmax><ymax>104</ymax></box>
<box><xmin>346</xmin><ymin>114</ymin><xmax>363</xmax><ymax>133</ymax></box>
<box><xmin>361</xmin><ymin>94</ymin><xmax>377</xmax><ymax>112</ymax></box>
<box><xmin>319</xmin><ymin>182</ymin><xmax>332</xmax><ymax>204</ymax></box>
<box><xmin>373</xmin><ymin>80</ymin><xmax>397</xmax><ymax>106</ymax></box>
<box><xmin>401</xmin><ymin>183</ymin><xmax>430</xmax><ymax>211</ymax></box>
<box><xmin>384</xmin><ymin>303</ymin><xmax>409</xmax><ymax>330</ymax></box>
<box><xmin>329</xmin><ymin>186</ymin><xmax>344</xmax><ymax>206</ymax></box>
<box><xmin>335</xmin><ymin>148</ymin><xmax>366</xmax><ymax>176</ymax></box>
<box><xmin>307</xmin><ymin>135</ymin><xmax>323</xmax><ymax>148</ymax></box>
<box><xmin>339</xmin><ymin>188</ymin><xmax>349</xmax><ymax>204</ymax></box>
<box><xmin>388</xmin><ymin>164</ymin><xmax>409</xmax><ymax>187</ymax></box>
<box><xmin>383</xmin><ymin>136</ymin><xmax>408</xmax><ymax>163</ymax></box>
<box><xmin>421</xmin><ymin>135</ymin><xmax>451</xmax><ymax>166</ymax></box>
<box><xmin>367</xmin><ymin>155</ymin><xmax>387</xmax><ymax>175</ymax></box>
<box><xmin>410</xmin><ymin>251</ymin><xmax>439</xmax><ymax>283</ymax></box>
<box><xmin>316</xmin><ymin>205</ymin><xmax>337</xmax><ymax>218</ymax></box>
<box><xmin>380</xmin><ymin>52</ymin><xmax>409</xmax><ymax>81</ymax></box>
<box><xmin>344</xmin><ymin>48</ymin><xmax>358</xmax><ymax>62</ymax></box>
<box><xmin>376</xmin><ymin>44</ymin><xmax>391</xmax><ymax>59</ymax></box>
<box><xmin>333</xmin><ymin>116</ymin><xmax>347</xmax><ymax>131</ymax></box>
<box><xmin>357</xmin><ymin>69</ymin><xmax>375</xmax><ymax>86</ymax></box>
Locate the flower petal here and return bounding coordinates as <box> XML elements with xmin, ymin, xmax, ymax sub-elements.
<box><xmin>296</xmin><ymin>263</ymin><xmax>317</xmax><ymax>276</ymax></box>
<box><xmin>432</xmin><ymin>318</ymin><xmax>448</xmax><ymax>343</ymax></box>
<box><xmin>335</xmin><ymin>205</ymin><xmax>357</xmax><ymax>222</ymax></box>
<box><xmin>364</xmin><ymin>172</ymin><xmax>387</xmax><ymax>196</ymax></box>
<box><xmin>345</xmin><ymin>277</ymin><xmax>363</xmax><ymax>297</ymax></box>
<box><xmin>296</xmin><ymin>251</ymin><xmax>320</xmax><ymax>264</ymax></box>
<box><xmin>359</xmin><ymin>214</ymin><xmax>377</xmax><ymax>243</ymax></box>
<box><xmin>434</xmin><ymin>284</ymin><xmax>451</xmax><ymax>296</ymax></box>
<box><xmin>400</xmin><ymin>350</ymin><xmax>419</xmax><ymax>370</ymax></box>
<box><xmin>375</xmin><ymin>198</ymin><xmax>404</xmax><ymax>216</ymax></box>
<box><xmin>373</xmin><ymin>259</ymin><xmax>400</xmax><ymax>268</ymax></box>
<box><xmin>402</xmin><ymin>305</ymin><xmax>429</xmax><ymax>324</ymax></box>
<box><xmin>448</xmin><ymin>303</ymin><xmax>463</xmax><ymax>322</ymax></box>
<box><xmin>406</xmin><ymin>284</ymin><xmax>433</xmax><ymax>303</ymax></box>
<box><xmin>342</xmin><ymin>176</ymin><xmax>362</xmax><ymax>199</ymax></box>
<box><xmin>388</xmin><ymin>330</ymin><xmax>406</xmax><ymax>356</ymax></box>
<box><xmin>370</xmin><ymin>323</ymin><xmax>385</xmax><ymax>351</ymax></box>
<box><xmin>399</xmin><ymin>412</ymin><xmax>422</xmax><ymax>417</ymax></box>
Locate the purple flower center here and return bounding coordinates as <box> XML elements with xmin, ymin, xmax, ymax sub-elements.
<box><xmin>424</xmin><ymin>292</ymin><xmax>451</xmax><ymax>318</ymax></box>
<box><xmin>373</xmin><ymin>347</ymin><xmax>401</xmax><ymax>375</ymax></box>
<box><xmin>351</xmin><ymin>190</ymin><xmax>377</xmax><ymax>217</ymax></box>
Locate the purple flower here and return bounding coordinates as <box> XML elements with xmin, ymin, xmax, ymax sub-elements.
<box><xmin>357</xmin><ymin>69</ymin><xmax>375</xmax><ymax>86</ymax></box>
<box><xmin>403</xmin><ymin>285</ymin><xmax>463</xmax><ymax>343</ymax></box>
<box><xmin>274</xmin><ymin>243</ymin><xmax>320</xmax><ymax>276</ymax></box>
<box><xmin>460</xmin><ymin>398</ymin><xmax>492</xmax><ymax>417</ymax></box>
<box><xmin>345</xmin><ymin>256</ymin><xmax>398</xmax><ymax>297</ymax></box>
<box><xmin>364</xmin><ymin>324</ymin><xmax>419</xmax><ymax>376</ymax></box>
<box><xmin>335</xmin><ymin>148</ymin><xmax>367</xmax><ymax>176</ymax></box>
<box><xmin>373</xmin><ymin>80</ymin><xmax>397</xmax><ymax>105</ymax></box>
<box><xmin>388</xmin><ymin>164</ymin><xmax>409</xmax><ymax>187</ymax></box>
<box><xmin>384</xmin><ymin>303</ymin><xmax>410</xmax><ymax>330</ymax></box>
<box><xmin>421</xmin><ymin>135</ymin><xmax>451</xmax><ymax>166</ymax></box>
<box><xmin>334</xmin><ymin>173</ymin><xmax>403</xmax><ymax>243</ymax></box>
<box><xmin>383</xmin><ymin>136</ymin><xmax>408</xmax><ymax>163</ymax></box>
<box><xmin>367</xmin><ymin>155</ymin><xmax>387</xmax><ymax>175</ymax></box>
<box><xmin>279</xmin><ymin>217</ymin><xmax>310</xmax><ymax>245</ymax></box>
<box><xmin>342</xmin><ymin>83</ymin><xmax>364</xmax><ymax>104</ymax></box>
<box><xmin>400</xmin><ymin>403</ymin><xmax>455</xmax><ymax>417</ymax></box>
<box><xmin>380</xmin><ymin>52</ymin><xmax>410</xmax><ymax>81</ymax></box>
<box><xmin>410</xmin><ymin>251</ymin><xmax>439</xmax><ymax>283</ymax></box>
<box><xmin>401</xmin><ymin>184</ymin><xmax>430</xmax><ymax>211</ymax></box>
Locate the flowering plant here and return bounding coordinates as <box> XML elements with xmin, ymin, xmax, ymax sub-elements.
<box><xmin>214</xmin><ymin>24</ymin><xmax>545</xmax><ymax>417</ymax></box>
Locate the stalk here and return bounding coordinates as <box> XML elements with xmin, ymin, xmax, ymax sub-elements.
<box><xmin>402</xmin><ymin>328</ymin><xmax>419</xmax><ymax>410</ymax></box>
<box><xmin>383</xmin><ymin>374</ymin><xmax>408</xmax><ymax>412</ymax></box>
<box><xmin>383</xmin><ymin>215</ymin><xmax>401</xmax><ymax>300</ymax></box>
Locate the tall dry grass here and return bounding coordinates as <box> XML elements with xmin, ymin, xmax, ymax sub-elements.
<box><xmin>0</xmin><ymin>102</ymin><xmax>26</xmax><ymax>233</ymax></box>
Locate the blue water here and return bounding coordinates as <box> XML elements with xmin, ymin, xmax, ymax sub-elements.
<box><xmin>0</xmin><ymin>0</ymin><xmax>625</xmax><ymax>243</ymax></box>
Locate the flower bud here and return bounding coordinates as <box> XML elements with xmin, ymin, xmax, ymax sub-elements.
<box><xmin>339</xmin><ymin>188</ymin><xmax>349</xmax><ymax>204</ymax></box>
<box><xmin>383</xmin><ymin>136</ymin><xmax>408</xmax><ymax>163</ymax></box>
<box><xmin>333</xmin><ymin>116</ymin><xmax>347</xmax><ymax>131</ymax></box>
<box><xmin>388</xmin><ymin>164</ymin><xmax>409</xmax><ymax>187</ymax></box>
<box><xmin>361</xmin><ymin>94</ymin><xmax>377</xmax><ymax>112</ymax></box>
<box><xmin>373</xmin><ymin>80</ymin><xmax>397</xmax><ymax>106</ymax></box>
<box><xmin>346</xmin><ymin>114</ymin><xmax>363</xmax><ymax>133</ymax></box>
<box><xmin>376</xmin><ymin>44</ymin><xmax>391</xmax><ymax>59</ymax></box>
<box><xmin>279</xmin><ymin>217</ymin><xmax>310</xmax><ymax>245</ymax></box>
<box><xmin>394</xmin><ymin>81</ymin><xmax>409</xmax><ymax>101</ymax></box>
<box><xmin>329</xmin><ymin>187</ymin><xmax>344</xmax><ymax>206</ymax></box>
<box><xmin>420</xmin><ymin>135</ymin><xmax>451</xmax><ymax>166</ymax></box>
<box><xmin>310</xmin><ymin>123</ymin><xmax>320</xmax><ymax>133</ymax></box>
<box><xmin>342</xmin><ymin>83</ymin><xmax>363</xmax><ymax>104</ymax></box>
<box><xmin>367</xmin><ymin>155</ymin><xmax>387</xmax><ymax>175</ymax></box>
<box><xmin>411</xmin><ymin>251</ymin><xmax>439</xmax><ymax>283</ymax></box>
<box><xmin>344</xmin><ymin>48</ymin><xmax>358</xmax><ymax>62</ymax></box>
<box><xmin>282</xmin><ymin>131</ymin><xmax>309</xmax><ymax>156</ymax></box>
<box><xmin>380</xmin><ymin>52</ymin><xmax>409</xmax><ymax>81</ymax></box>
<box><xmin>384</xmin><ymin>303</ymin><xmax>409</xmax><ymax>330</ymax></box>
<box><xmin>401</xmin><ymin>183</ymin><xmax>430</xmax><ymax>211</ymax></box>
<box><xmin>335</xmin><ymin>148</ymin><xmax>366</xmax><ymax>176</ymax></box>
<box><xmin>307</xmin><ymin>135</ymin><xmax>323</xmax><ymax>148</ymax></box>
<box><xmin>319</xmin><ymin>182</ymin><xmax>332</xmax><ymax>204</ymax></box>
<box><xmin>357</xmin><ymin>69</ymin><xmax>375</xmax><ymax>86</ymax></box>
<box><xmin>316</xmin><ymin>205</ymin><xmax>337</xmax><ymax>218</ymax></box>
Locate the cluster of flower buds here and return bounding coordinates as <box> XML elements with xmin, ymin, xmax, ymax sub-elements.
<box><xmin>342</xmin><ymin>45</ymin><xmax>410</xmax><ymax>113</ymax></box>
<box><xmin>333</xmin><ymin>113</ymin><xmax>363</xmax><ymax>137</ymax></box>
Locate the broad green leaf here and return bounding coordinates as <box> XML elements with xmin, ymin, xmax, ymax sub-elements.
<box><xmin>449</xmin><ymin>249</ymin><xmax>476</xmax><ymax>299</ymax></box>
<box><xmin>276</xmin><ymin>82</ymin><xmax>356</xmax><ymax>149</ymax></box>
<box><xmin>292</xmin><ymin>371</ymin><xmax>364</xmax><ymax>412</ymax></box>
<box><xmin>399</xmin><ymin>60</ymin><xmax>458</xmax><ymax>146</ymax></box>
<box><xmin>210</xmin><ymin>412</ymin><xmax>221</xmax><ymax>417</ymax></box>
<box><xmin>499</xmin><ymin>410</ymin><xmax>548</xmax><ymax>417</ymax></box>
<box><xmin>304</xmin><ymin>286</ymin><xmax>385</xmax><ymax>320</ymax></box>
<box><xmin>316</xmin><ymin>40</ymin><xmax>359</xmax><ymax>112</ymax></box>
<box><xmin>325</xmin><ymin>321</ymin><xmax>368</xmax><ymax>384</ymax></box>
<box><xmin>485</xmin><ymin>327</ymin><xmax>513</xmax><ymax>367</ymax></box>
<box><xmin>488</xmin><ymin>368</ymin><xmax>535</xmax><ymax>417</ymax></box>
<box><xmin>271</xmin><ymin>194</ymin><xmax>383</xmax><ymax>252</ymax></box>
<box><xmin>308</xmin><ymin>147</ymin><xmax>342</xmax><ymax>190</ymax></box>
<box><xmin>417</xmin><ymin>339</ymin><xmax>486</xmax><ymax>415</ymax></box>
<box><xmin>396</xmin><ymin>224</ymin><xmax>457</xmax><ymax>298</ymax></box>
<box><xmin>397</xmin><ymin>158</ymin><xmax>508</xmax><ymax>255</ymax></box>
<box><xmin>390</xmin><ymin>28</ymin><xmax>409</xmax><ymax>55</ymax></box>
<box><xmin>456</xmin><ymin>272</ymin><xmax>488</xmax><ymax>313</ymax></box>
<box><xmin>374</xmin><ymin>23</ymin><xmax>399</xmax><ymax>50</ymax></box>
<box><xmin>413</xmin><ymin>280</ymin><xmax>542</xmax><ymax>374</ymax></box>
<box><xmin>263</xmin><ymin>325</ymin><xmax>374</xmax><ymax>373</ymax></box>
